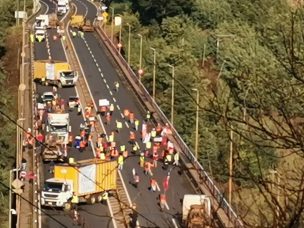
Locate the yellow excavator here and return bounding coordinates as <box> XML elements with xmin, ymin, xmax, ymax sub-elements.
<box><xmin>183</xmin><ymin>195</ymin><xmax>212</xmax><ymax>228</ymax></box>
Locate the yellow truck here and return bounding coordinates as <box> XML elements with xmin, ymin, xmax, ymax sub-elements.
<box><xmin>34</xmin><ymin>60</ymin><xmax>78</xmax><ymax>87</ymax></box>
<box><xmin>41</xmin><ymin>158</ymin><xmax>117</xmax><ymax>209</ymax></box>
<box><xmin>70</xmin><ymin>15</ymin><xmax>94</xmax><ymax>32</ymax></box>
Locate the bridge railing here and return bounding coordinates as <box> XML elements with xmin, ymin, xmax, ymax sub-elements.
<box><xmin>95</xmin><ymin>24</ymin><xmax>243</xmax><ymax>227</ymax></box>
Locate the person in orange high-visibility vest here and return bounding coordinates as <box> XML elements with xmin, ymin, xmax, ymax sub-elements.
<box><xmin>68</xmin><ymin>134</ymin><xmax>73</xmax><ymax>146</ymax></box>
<box><xmin>80</xmin><ymin>129</ymin><xmax>86</xmax><ymax>137</ymax></box>
<box><xmin>156</xmin><ymin>123</ymin><xmax>162</xmax><ymax>136</ymax></box>
<box><xmin>160</xmin><ymin>194</ymin><xmax>167</xmax><ymax>211</ymax></box>
<box><xmin>79</xmin><ymin>140</ymin><xmax>86</xmax><ymax>152</ymax></box>
<box><xmin>111</xmin><ymin>148</ymin><xmax>118</xmax><ymax>159</ymax></box>
<box><xmin>144</xmin><ymin>161</ymin><xmax>153</xmax><ymax>176</ymax></box>
<box><xmin>152</xmin><ymin>151</ymin><xmax>159</xmax><ymax>167</ymax></box>
<box><xmin>150</xmin><ymin>178</ymin><xmax>159</xmax><ymax>192</ymax></box>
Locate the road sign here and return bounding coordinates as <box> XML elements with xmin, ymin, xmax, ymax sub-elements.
<box><xmin>115</xmin><ymin>16</ymin><xmax>122</xmax><ymax>26</ymax></box>
<box><xmin>15</xmin><ymin>11</ymin><xmax>27</xmax><ymax>19</ymax></box>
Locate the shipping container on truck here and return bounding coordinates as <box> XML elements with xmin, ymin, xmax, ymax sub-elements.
<box><xmin>41</xmin><ymin>159</ymin><xmax>117</xmax><ymax>209</ymax></box>
<box><xmin>33</xmin><ymin>60</ymin><xmax>78</xmax><ymax>87</ymax></box>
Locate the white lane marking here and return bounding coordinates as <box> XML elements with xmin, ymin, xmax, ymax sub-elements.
<box><xmin>66</xmin><ymin>19</ymin><xmax>108</xmax><ymax>142</ymax></box>
<box><xmin>171</xmin><ymin>218</ymin><xmax>179</xmax><ymax>228</ymax></box>
<box><xmin>106</xmin><ymin>84</ymin><xmax>109</xmax><ymax>89</ymax></box>
<box><xmin>116</xmin><ymin>105</ymin><xmax>120</xmax><ymax>110</ymax></box>
<box><xmin>98</xmin><ymin>68</ymin><xmax>101</xmax><ymax>72</ymax></box>
<box><xmin>120</xmin><ymin>113</ymin><xmax>124</xmax><ymax>118</ymax></box>
<box><xmin>125</xmin><ymin>122</ymin><xmax>129</xmax><ymax>128</ymax></box>
<box><xmin>113</xmin><ymin>97</ymin><xmax>116</xmax><ymax>102</ymax></box>
<box><xmin>109</xmin><ymin>91</ymin><xmax>113</xmax><ymax>96</ymax></box>
<box><xmin>40</xmin><ymin>1</ymin><xmax>49</xmax><ymax>14</ymax></box>
<box><xmin>103</xmin><ymin>78</ymin><xmax>106</xmax><ymax>83</ymax></box>
<box><xmin>165</xmin><ymin>201</ymin><xmax>170</xmax><ymax>210</ymax></box>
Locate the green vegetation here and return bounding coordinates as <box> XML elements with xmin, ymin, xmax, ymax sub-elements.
<box><xmin>0</xmin><ymin>0</ymin><xmax>32</xmax><ymax>226</ymax></box>
<box><xmin>111</xmin><ymin>0</ymin><xmax>304</xmax><ymax>226</ymax></box>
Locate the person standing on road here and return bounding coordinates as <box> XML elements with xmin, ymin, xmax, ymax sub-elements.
<box><xmin>109</xmin><ymin>103</ymin><xmax>114</xmax><ymax>116</ymax></box>
<box><xmin>118</xmin><ymin>154</ymin><xmax>124</xmax><ymax>170</ymax></box>
<box><xmin>134</xmin><ymin>119</ymin><xmax>139</xmax><ymax>131</ymax></box>
<box><xmin>114</xmin><ymin>81</ymin><xmax>119</xmax><ymax>92</ymax></box>
<box><xmin>101</xmin><ymin>191</ymin><xmax>108</xmax><ymax>205</ymax></box>
<box><xmin>149</xmin><ymin>177</ymin><xmax>159</xmax><ymax>192</ymax></box>
<box><xmin>116</xmin><ymin>120</ymin><xmax>123</xmax><ymax>133</ymax></box>
<box><xmin>159</xmin><ymin>193</ymin><xmax>167</xmax><ymax>211</ymax></box>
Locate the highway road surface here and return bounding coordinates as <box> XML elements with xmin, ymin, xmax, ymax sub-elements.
<box><xmin>35</xmin><ymin>0</ymin><xmax>113</xmax><ymax>227</ymax></box>
<box><xmin>69</xmin><ymin>0</ymin><xmax>196</xmax><ymax>227</ymax></box>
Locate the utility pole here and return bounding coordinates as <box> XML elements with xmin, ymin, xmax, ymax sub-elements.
<box><xmin>150</xmin><ymin>47</ymin><xmax>156</xmax><ymax>100</ymax></box>
<box><xmin>229</xmin><ymin>125</ymin><xmax>233</xmax><ymax>205</ymax></box>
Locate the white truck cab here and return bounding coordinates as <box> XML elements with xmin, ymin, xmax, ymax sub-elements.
<box><xmin>41</xmin><ymin>178</ymin><xmax>73</xmax><ymax>208</ymax></box>
<box><xmin>34</xmin><ymin>14</ymin><xmax>49</xmax><ymax>30</ymax></box>
<box><xmin>46</xmin><ymin>113</ymin><xmax>71</xmax><ymax>144</ymax></box>
<box><xmin>57</xmin><ymin>0</ymin><xmax>69</xmax><ymax>15</ymax></box>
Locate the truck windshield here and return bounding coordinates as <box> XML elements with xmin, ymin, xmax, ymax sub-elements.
<box><xmin>44</xmin><ymin>182</ymin><xmax>63</xmax><ymax>192</ymax></box>
<box><xmin>50</xmin><ymin>125</ymin><xmax>68</xmax><ymax>132</ymax></box>
<box><xmin>61</xmin><ymin>71</ymin><xmax>75</xmax><ymax>78</ymax></box>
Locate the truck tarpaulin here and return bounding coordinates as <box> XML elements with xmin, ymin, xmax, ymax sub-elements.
<box><xmin>78</xmin><ymin>164</ymin><xmax>96</xmax><ymax>194</ymax></box>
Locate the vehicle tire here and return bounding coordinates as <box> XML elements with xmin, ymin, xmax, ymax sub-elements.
<box><xmin>64</xmin><ymin>202</ymin><xmax>72</xmax><ymax>211</ymax></box>
<box><xmin>88</xmin><ymin>195</ymin><xmax>96</xmax><ymax>204</ymax></box>
<box><xmin>97</xmin><ymin>194</ymin><xmax>102</xmax><ymax>203</ymax></box>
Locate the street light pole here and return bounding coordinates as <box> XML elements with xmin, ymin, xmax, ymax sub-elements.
<box><xmin>118</xmin><ymin>19</ymin><xmax>122</xmax><ymax>52</ymax></box>
<box><xmin>168</xmin><ymin>64</ymin><xmax>175</xmax><ymax>126</ymax></box>
<box><xmin>127</xmin><ymin>23</ymin><xmax>131</xmax><ymax>65</ymax></box>
<box><xmin>192</xmin><ymin>88</ymin><xmax>199</xmax><ymax>160</ymax></box>
<box><xmin>150</xmin><ymin>47</ymin><xmax>156</xmax><ymax>100</ymax></box>
<box><xmin>215</xmin><ymin>34</ymin><xmax>235</xmax><ymax>62</ymax></box>
<box><xmin>138</xmin><ymin>34</ymin><xmax>143</xmax><ymax>71</ymax></box>
<box><xmin>9</xmin><ymin>168</ymin><xmax>19</xmax><ymax>228</ymax></box>
<box><xmin>229</xmin><ymin>125</ymin><xmax>233</xmax><ymax>205</ymax></box>
<box><xmin>110</xmin><ymin>7</ymin><xmax>114</xmax><ymax>42</ymax></box>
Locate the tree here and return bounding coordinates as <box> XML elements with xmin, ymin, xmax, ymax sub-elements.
<box><xmin>131</xmin><ymin>0</ymin><xmax>195</xmax><ymax>25</ymax></box>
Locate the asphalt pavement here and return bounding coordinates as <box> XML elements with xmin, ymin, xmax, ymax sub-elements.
<box><xmin>34</xmin><ymin>0</ymin><xmax>113</xmax><ymax>227</ymax></box>
<box><xmin>70</xmin><ymin>0</ymin><xmax>196</xmax><ymax>227</ymax></box>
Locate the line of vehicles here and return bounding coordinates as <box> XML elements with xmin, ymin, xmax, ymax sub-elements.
<box><xmin>31</xmin><ymin>3</ymin><xmax>214</xmax><ymax>226</ymax></box>
<box><xmin>33</xmin><ymin>0</ymin><xmax>94</xmax><ymax>42</ymax></box>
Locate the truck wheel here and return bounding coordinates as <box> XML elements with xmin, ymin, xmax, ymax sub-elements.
<box><xmin>88</xmin><ymin>195</ymin><xmax>96</xmax><ymax>204</ymax></box>
<box><xmin>64</xmin><ymin>202</ymin><xmax>72</xmax><ymax>211</ymax></box>
<box><xmin>97</xmin><ymin>194</ymin><xmax>102</xmax><ymax>203</ymax></box>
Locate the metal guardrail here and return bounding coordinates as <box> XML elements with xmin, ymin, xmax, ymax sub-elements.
<box><xmin>94</xmin><ymin>25</ymin><xmax>244</xmax><ymax>227</ymax></box>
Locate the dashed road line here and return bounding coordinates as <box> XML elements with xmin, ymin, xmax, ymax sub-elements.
<box><xmin>125</xmin><ymin>122</ymin><xmax>129</xmax><ymax>128</ymax></box>
<box><xmin>113</xmin><ymin>98</ymin><xmax>116</xmax><ymax>102</ymax></box>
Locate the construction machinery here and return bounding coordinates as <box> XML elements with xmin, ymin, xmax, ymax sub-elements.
<box><xmin>70</xmin><ymin>15</ymin><xmax>94</xmax><ymax>32</ymax></box>
<box><xmin>41</xmin><ymin>159</ymin><xmax>117</xmax><ymax>209</ymax></box>
<box><xmin>182</xmin><ymin>194</ymin><xmax>212</xmax><ymax>228</ymax></box>
<box><xmin>42</xmin><ymin>134</ymin><xmax>65</xmax><ymax>162</ymax></box>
